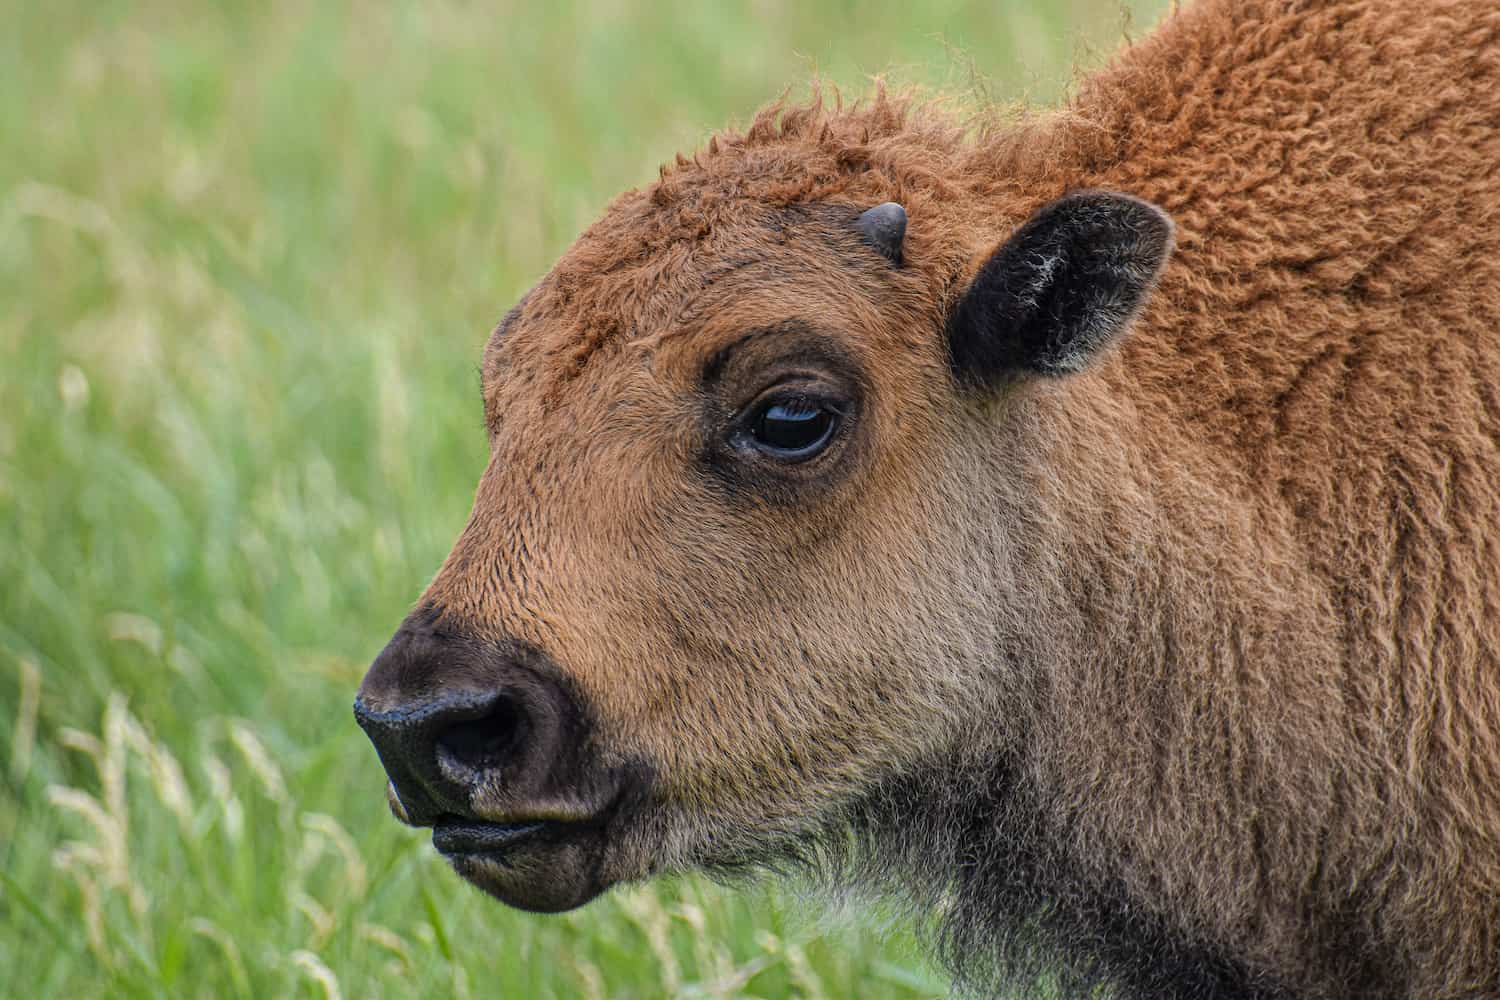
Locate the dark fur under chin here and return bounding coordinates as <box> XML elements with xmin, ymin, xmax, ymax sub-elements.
<box><xmin>709</xmin><ymin>761</ymin><xmax>1295</xmax><ymax>1000</ymax></box>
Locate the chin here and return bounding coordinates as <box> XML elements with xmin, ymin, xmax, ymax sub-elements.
<box><xmin>436</xmin><ymin>821</ymin><xmax>620</xmax><ymax>913</ymax></box>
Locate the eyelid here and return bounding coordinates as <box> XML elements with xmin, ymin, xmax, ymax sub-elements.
<box><xmin>737</xmin><ymin>378</ymin><xmax>846</xmax><ymax>422</ymax></box>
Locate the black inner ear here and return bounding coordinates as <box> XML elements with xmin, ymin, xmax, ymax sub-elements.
<box><xmin>947</xmin><ymin>191</ymin><xmax>1174</xmax><ymax>385</ymax></box>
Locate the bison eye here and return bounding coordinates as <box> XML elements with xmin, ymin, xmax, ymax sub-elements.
<box><xmin>747</xmin><ymin>397</ymin><xmax>841</xmax><ymax>460</ymax></box>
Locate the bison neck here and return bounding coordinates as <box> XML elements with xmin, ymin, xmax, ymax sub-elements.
<box><xmin>846</xmin><ymin>387</ymin><xmax>1382</xmax><ymax>998</ymax></box>
<box><xmin>883</xmin><ymin>0</ymin><xmax>1500</xmax><ymax>994</ymax></box>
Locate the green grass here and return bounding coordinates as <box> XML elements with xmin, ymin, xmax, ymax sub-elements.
<box><xmin>1</xmin><ymin>0</ymin><xmax>1167</xmax><ymax>995</ymax></box>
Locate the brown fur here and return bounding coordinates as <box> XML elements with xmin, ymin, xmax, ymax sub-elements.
<box><xmin>392</xmin><ymin>0</ymin><xmax>1500</xmax><ymax>995</ymax></box>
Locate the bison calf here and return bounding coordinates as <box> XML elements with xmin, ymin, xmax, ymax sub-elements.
<box><xmin>355</xmin><ymin>0</ymin><xmax>1500</xmax><ymax>995</ymax></box>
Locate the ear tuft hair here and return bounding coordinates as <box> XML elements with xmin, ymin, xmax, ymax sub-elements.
<box><xmin>947</xmin><ymin>191</ymin><xmax>1174</xmax><ymax>385</ymax></box>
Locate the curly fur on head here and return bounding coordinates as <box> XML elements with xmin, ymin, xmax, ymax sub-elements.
<box><xmin>361</xmin><ymin>0</ymin><xmax>1500</xmax><ymax>996</ymax></box>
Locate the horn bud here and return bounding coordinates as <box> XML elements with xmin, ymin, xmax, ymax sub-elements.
<box><xmin>857</xmin><ymin>202</ymin><xmax>907</xmax><ymax>266</ymax></box>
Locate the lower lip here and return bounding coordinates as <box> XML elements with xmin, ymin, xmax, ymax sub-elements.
<box><xmin>432</xmin><ymin>819</ymin><xmax>547</xmax><ymax>856</ymax></box>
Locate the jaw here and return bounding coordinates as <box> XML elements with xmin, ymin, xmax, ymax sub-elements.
<box><xmin>419</xmin><ymin>729</ymin><xmax>952</xmax><ymax>913</ymax></box>
<box><xmin>433</xmin><ymin>790</ymin><xmax>849</xmax><ymax>912</ymax></box>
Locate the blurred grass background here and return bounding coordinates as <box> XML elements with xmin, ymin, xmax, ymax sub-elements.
<box><xmin>1</xmin><ymin>0</ymin><xmax>1168</xmax><ymax>995</ymax></box>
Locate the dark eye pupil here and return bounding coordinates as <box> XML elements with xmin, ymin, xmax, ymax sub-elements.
<box><xmin>753</xmin><ymin>401</ymin><xmax>836</xmax><ymax>455</ymax></box>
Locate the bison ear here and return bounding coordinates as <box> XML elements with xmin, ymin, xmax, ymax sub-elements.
<box><xmin>946</xmin><ymin>191</ymin><xmax>1173</xmax><ymax>385</ymax></box>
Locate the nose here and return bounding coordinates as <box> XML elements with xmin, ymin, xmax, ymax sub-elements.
<box><xmin>353</xmin><ymin>607</ymin><xmax>589</xmax><ymax>826</ymax></box>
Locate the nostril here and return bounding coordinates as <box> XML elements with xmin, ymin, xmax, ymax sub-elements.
<box><xmin>435</xmin><ymin>698</ymin><xmax>525</xmax><ymax>776</ymax></box>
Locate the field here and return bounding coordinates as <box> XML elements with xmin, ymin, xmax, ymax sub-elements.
<box><xmin>1</xmin><ymin>0</ymin><xmax>1166</xmax><ymax>995</ymax></box>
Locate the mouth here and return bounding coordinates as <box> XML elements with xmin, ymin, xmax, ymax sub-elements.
<box><xmin>431</xmin><ymin>817</ymin><xmax>547</xmax><ymax>857</ymax></box>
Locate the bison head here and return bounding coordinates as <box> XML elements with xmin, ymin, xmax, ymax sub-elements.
<box><xmin>354</xmin><ymin>101</ymin><xmax>1172</xmax><ymax>915</ymax></box>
